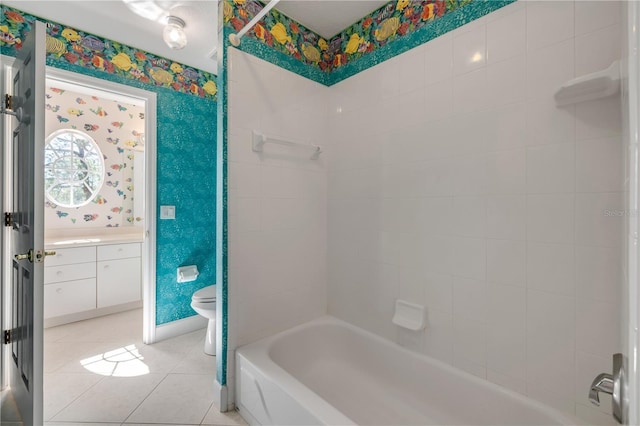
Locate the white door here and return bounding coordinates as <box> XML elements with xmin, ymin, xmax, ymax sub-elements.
<box><xmin>5</xmin><ymin>20</ymin><xmax>46</xmax><ymax>426</ymax></box>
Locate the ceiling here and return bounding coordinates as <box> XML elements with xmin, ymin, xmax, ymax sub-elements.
<box><xmin>275</xmin><ymin>0</ymin><xmax>388</xmax><ymax>39</ymax></box>
<box><xmin>4</xmin><ymin>0</ymin><xmax>219</xmax><ymax>73</ymax></box>
<box><xmin>4</xmin><ymin>0</ymin><xmax>389</xmax><ymax>74</ymax></box>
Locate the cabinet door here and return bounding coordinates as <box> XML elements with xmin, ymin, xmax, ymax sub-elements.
<box><xmin>97</xmin><ymin>258</ymin><xmax>141</xmax><ymax>308</ymax></box>
<box><xmin>44</xmin><ymin>278</ymin><xmax>96</xmax><ymax>318</ymax></box>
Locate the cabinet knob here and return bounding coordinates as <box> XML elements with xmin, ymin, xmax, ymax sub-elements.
<box><xmin>56</xmin><ymin>288</ymin><xmax>62</xmax><ymax>294</ymax></box>
<box><xmin>56</xmin><ymin>271</ymin><xmax>63</xmax><ymax>276</ymax></box>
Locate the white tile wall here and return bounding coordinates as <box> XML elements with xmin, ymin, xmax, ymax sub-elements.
<box><xmin>486</xmin><ymin>282</ymin><xmax>526</xmax><ymax>380</ymax></box>
<box><xmin>453</xmin><ymin>25</ymin><xmax>486</xmax><ymax>75</ymax></box>
<box><xmin>526</xmin><ymin>1</ymin><xmax>575</xmax><ymax>51</ymax></box>
<box><xmin>486</xmin><ymin>239</ymin><xmax>525</xmax><ymax>286</ymax></box>
<box><xmin>487</xmin><ymin>7</ymin><xmax>525</xmax><ymax>64</ymax></box>
<box><xmin>325</xmin><ymin>1</ymin><xmax>623</xmax><ymax>423</ymax></box>
<box><xmin>227</xmin><ymin>48</ymin><xmax>328</xmax><ymax>352</ymax></box>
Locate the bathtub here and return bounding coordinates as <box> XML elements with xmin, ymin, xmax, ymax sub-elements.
<box><xmin>236</xmin><ymin>316</ymin><xmax>577</xmax><ymax>426</ymax></box>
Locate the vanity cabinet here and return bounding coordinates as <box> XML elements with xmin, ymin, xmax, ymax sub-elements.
<box><xmin>97</xmin><ymin>243</ymin><xmax>141</xmax><ymax>308</ymax></box>
<box><xmin>44</xmin><ymin>246</ymin><xmax>96</xmax><ymax>319</ymax></box>
<box><xmin>44</xmin><ymin>242</ymin><xmax>142</xmax><ymax>323</ymax></box>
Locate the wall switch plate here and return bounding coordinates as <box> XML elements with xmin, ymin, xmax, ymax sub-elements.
<box><xmin>160</xmin><ymin>205</ymin><xmax>175</xmax><ymax>219</ymax></box>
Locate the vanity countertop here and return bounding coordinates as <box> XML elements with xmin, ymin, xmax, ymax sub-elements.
<box><xmin>45</xmin><ymin>230</ymin><xmax>144</xmax><ymax>249</ymax></box>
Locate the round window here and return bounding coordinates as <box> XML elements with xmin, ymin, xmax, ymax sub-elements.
<box><xmin>44</xmin><ymin>129</ymin><xmax>105</xmax><ymax>208</ymax></box>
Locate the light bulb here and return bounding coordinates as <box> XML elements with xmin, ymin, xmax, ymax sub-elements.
<box><xmin>163</xmin><ymin>16</ymin><xmax>187</xmax><ymax>50</ymax></box>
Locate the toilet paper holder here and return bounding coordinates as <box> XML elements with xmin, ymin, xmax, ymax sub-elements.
<box><xmin>177</xmin><ymin>265</ymin><xmax>199</xmax><ymax>283</ymax></box>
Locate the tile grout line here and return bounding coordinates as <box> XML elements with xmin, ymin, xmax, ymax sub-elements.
<box><xmin>45</xmin><ymin>373</ymin><xmax>107</xmax><ymax>422</ymax></box>
<box><xmin>120</xmin><ymin>373</ymin><xmax>172</xmax><ymax>425</ymax></box>
<box><xmin>199</xmin><ymin>400</ymin><xmax>217</xmax><ymax>426</ymax></box>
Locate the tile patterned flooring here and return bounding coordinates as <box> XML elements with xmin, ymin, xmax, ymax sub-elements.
<box><xmin>42</xmin><ymin>308</ymin><xmax>246</xmax><ymax>426</ymax></box>
<box><xmin>1</xmin><ymin>387</ymin><xmax>24</xmax><ymax>426</ymax></box>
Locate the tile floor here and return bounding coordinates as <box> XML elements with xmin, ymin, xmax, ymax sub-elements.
<box><xmin>43</xmin><ymin>308</ymin><xmax>246</xmax><ymax>426</ymax></box>
<box><xmin>1</xmin><ymin>387</ymin><xmax>24</xmax><ymax>426</ymax></box>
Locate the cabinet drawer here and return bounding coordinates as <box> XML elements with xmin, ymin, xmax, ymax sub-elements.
<box><xmin>45</xmin><ymin>262</ymin><xmax>96</xmax><ymax>284</ymax></box>
<box><xmin>44</xmin><ymin>278</ymin><xmax>96</xmax><ymax>318</ymax></box>
<box><xmin>45</xmin><ymin>246</ymin><xmax>96</xmax><ymax>267</ymax></box>
<box><xmin>97</xmin><ymin>243</ymin><xmax>141</xmax><ymax>261</ymax></box>
<box><xmin>97</xmin><ymin>258</ymin><xmax>141</xmax><ymax>308</ymax></box>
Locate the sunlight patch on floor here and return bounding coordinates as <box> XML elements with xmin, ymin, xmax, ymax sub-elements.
<box><xmin>80</xmin><ymin>344</ymin><xmax>149</xmax><ymax>377</ymax></box>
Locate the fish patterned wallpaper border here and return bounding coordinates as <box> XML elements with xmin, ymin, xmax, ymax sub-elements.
<box><xmin>44</xmin><ymin>85</ymin><xmax>144</xmax><ymax>229</ymax></box>
<box><xmin>1</xmin><ymin>6</ymin><xmax>218</xmax><ymax>101</ymax></box>
<box><xmin>224</xmin><ymin>0</ymin><xmax>515</xmax><ymax>86</ymax></box>
<box><xmin>223</xmin><ymin>1</ymin><xmax>327</xmax><ymax>70</ymax></box>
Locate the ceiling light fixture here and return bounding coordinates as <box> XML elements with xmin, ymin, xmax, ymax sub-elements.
<box><xmin>163</xmin><ymin>16</ymin><xmax>188</xmax><ymax>50</ymax></box>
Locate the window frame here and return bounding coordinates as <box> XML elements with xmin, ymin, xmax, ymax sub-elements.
<box><xmin>44</xmin><ymin>128</ymin><xmax>105</xmax><ymax>208</ymax></box>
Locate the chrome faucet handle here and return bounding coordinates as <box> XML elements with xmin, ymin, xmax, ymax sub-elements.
<box><xmin>589</xmin><ymin>373</ymin><xmax>614</xmax><ymax>406</ymax></box>
<box><xmin>587</xmin><ymin>353</ymin><xmax>627</xmax><ymax>424</ymax></box>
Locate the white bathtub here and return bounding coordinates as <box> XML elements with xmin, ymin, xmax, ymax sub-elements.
<box><xmin>236</xmin><ymin>316</ymin><xmax>577</xmax><ymax>425</ymax></box>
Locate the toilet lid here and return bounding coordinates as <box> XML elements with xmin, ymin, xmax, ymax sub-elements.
<box><xmin>192</xmin><ymin>285</ymin><xmax>216</xmax><ymax>302</ymax></box>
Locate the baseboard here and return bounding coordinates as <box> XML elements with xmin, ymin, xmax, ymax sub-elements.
<box><xmin>214</xmin><ymin>379</ymin><xmax>229</xmax><ymax>412</ymax></box>
<box><xmin>154</xmin><ymin>314</ymin><xmax>207</xmax><ymax>342</ymax></box>
<box><xmin>44</xmin><ymin>301</ymin><xmax>142</xmax><ymax>328</ymax></box>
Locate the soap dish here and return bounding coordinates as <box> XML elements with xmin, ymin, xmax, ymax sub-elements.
<box><xmin>392</xmin><ymin>299</ymin><xmax>426</xmax><ymax>331</ymax></box>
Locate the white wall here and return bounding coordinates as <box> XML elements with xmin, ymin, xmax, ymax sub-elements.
<box><xmin>226</xmin><ymin>47</ymin><xmax>329</xmax><ymax>400</ymax></box>
<box><xmin>326</xmin><ymin>1</ymin><xmax>623</xmax><ymax>424</ymax></box>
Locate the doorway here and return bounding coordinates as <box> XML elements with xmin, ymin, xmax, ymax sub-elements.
<box><xmin>1</xmin><ymin>62</ymin><xmax>158</xmax><ymax>423</ymax></box>
<box><xmin>42</xmin><ymin>74</ymin><xmax>148</xmax><ymax>328</ymax></box>
<box><xmin>38</xmin><ymin>67</ymin><xmax>157</xmax><ymax>342</ymax></box>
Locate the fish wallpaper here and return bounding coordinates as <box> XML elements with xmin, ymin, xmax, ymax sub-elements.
<box><xmin>1</xmin><ymin>6</ymin><xmax>218</xmax><ymax>328</ymax></box>
<box><xmin>223</xmin><ymin>0</ymin><xmax>492</xmax><ymax>78</ymax></box>
<box><xmin>45</xmin><ymin>85</ymin><xmax>144</xmax><ymax>229</ymax></box>
<box><xmin>0</xmin><ymin>6</ymin><xmax>217</xmax><ymax>101</ymax></box>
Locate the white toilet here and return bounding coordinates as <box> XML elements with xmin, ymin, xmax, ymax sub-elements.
<box><xmin>190</xmin><ymin>285</ymin><xmax>216</xmax><ymax>355</ymax></box>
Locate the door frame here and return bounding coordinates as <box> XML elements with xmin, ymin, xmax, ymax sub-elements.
<box><xmin>44</xmin><ymin>67</ymin><xmax>158</xmax><ymax>344</ymax></box>
<box><xmin>0</xmin><ymin>54</ymin><xmax>15</xmax><ymax>391</ymax></box>
<box><xmin>625</xmin><ymin>2</ymin><xmax>640</xmax><ymax>424</ymax></box>
<box><xmin>1</xmin><ymin>65</ymin><xmax>159</xmax><ymax>357</ymax></box>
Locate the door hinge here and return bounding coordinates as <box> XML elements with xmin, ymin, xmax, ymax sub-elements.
<box><xmin>3</xmin><ymin>329</ymin><xmax>10</xmax><ymax>345</ymax></box>
<box><xmin>4</xmin><ymin>94</ymin><xmax>12</xmax><ymax>110</ymax></box>
<box><xmin>4</xmin><ymin>212</ymin><xmax>12</xmax><ymax>227</ymax></box>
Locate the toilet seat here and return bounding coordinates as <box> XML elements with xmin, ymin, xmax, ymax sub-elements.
<box><xmin>192</xmin><ymin>285</ymin><xmax>216</xmax><ymax>303</ymax></box>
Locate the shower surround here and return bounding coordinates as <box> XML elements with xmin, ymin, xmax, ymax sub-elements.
<box><xmin>326</xmin><ymin>2</ymin><xmax>623</xmax><ymax>423</ymax></box>
<box><xmin>224</xmin><ymin>1</ymin><xmax>624</xmax><ymax>424</ymax></box>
